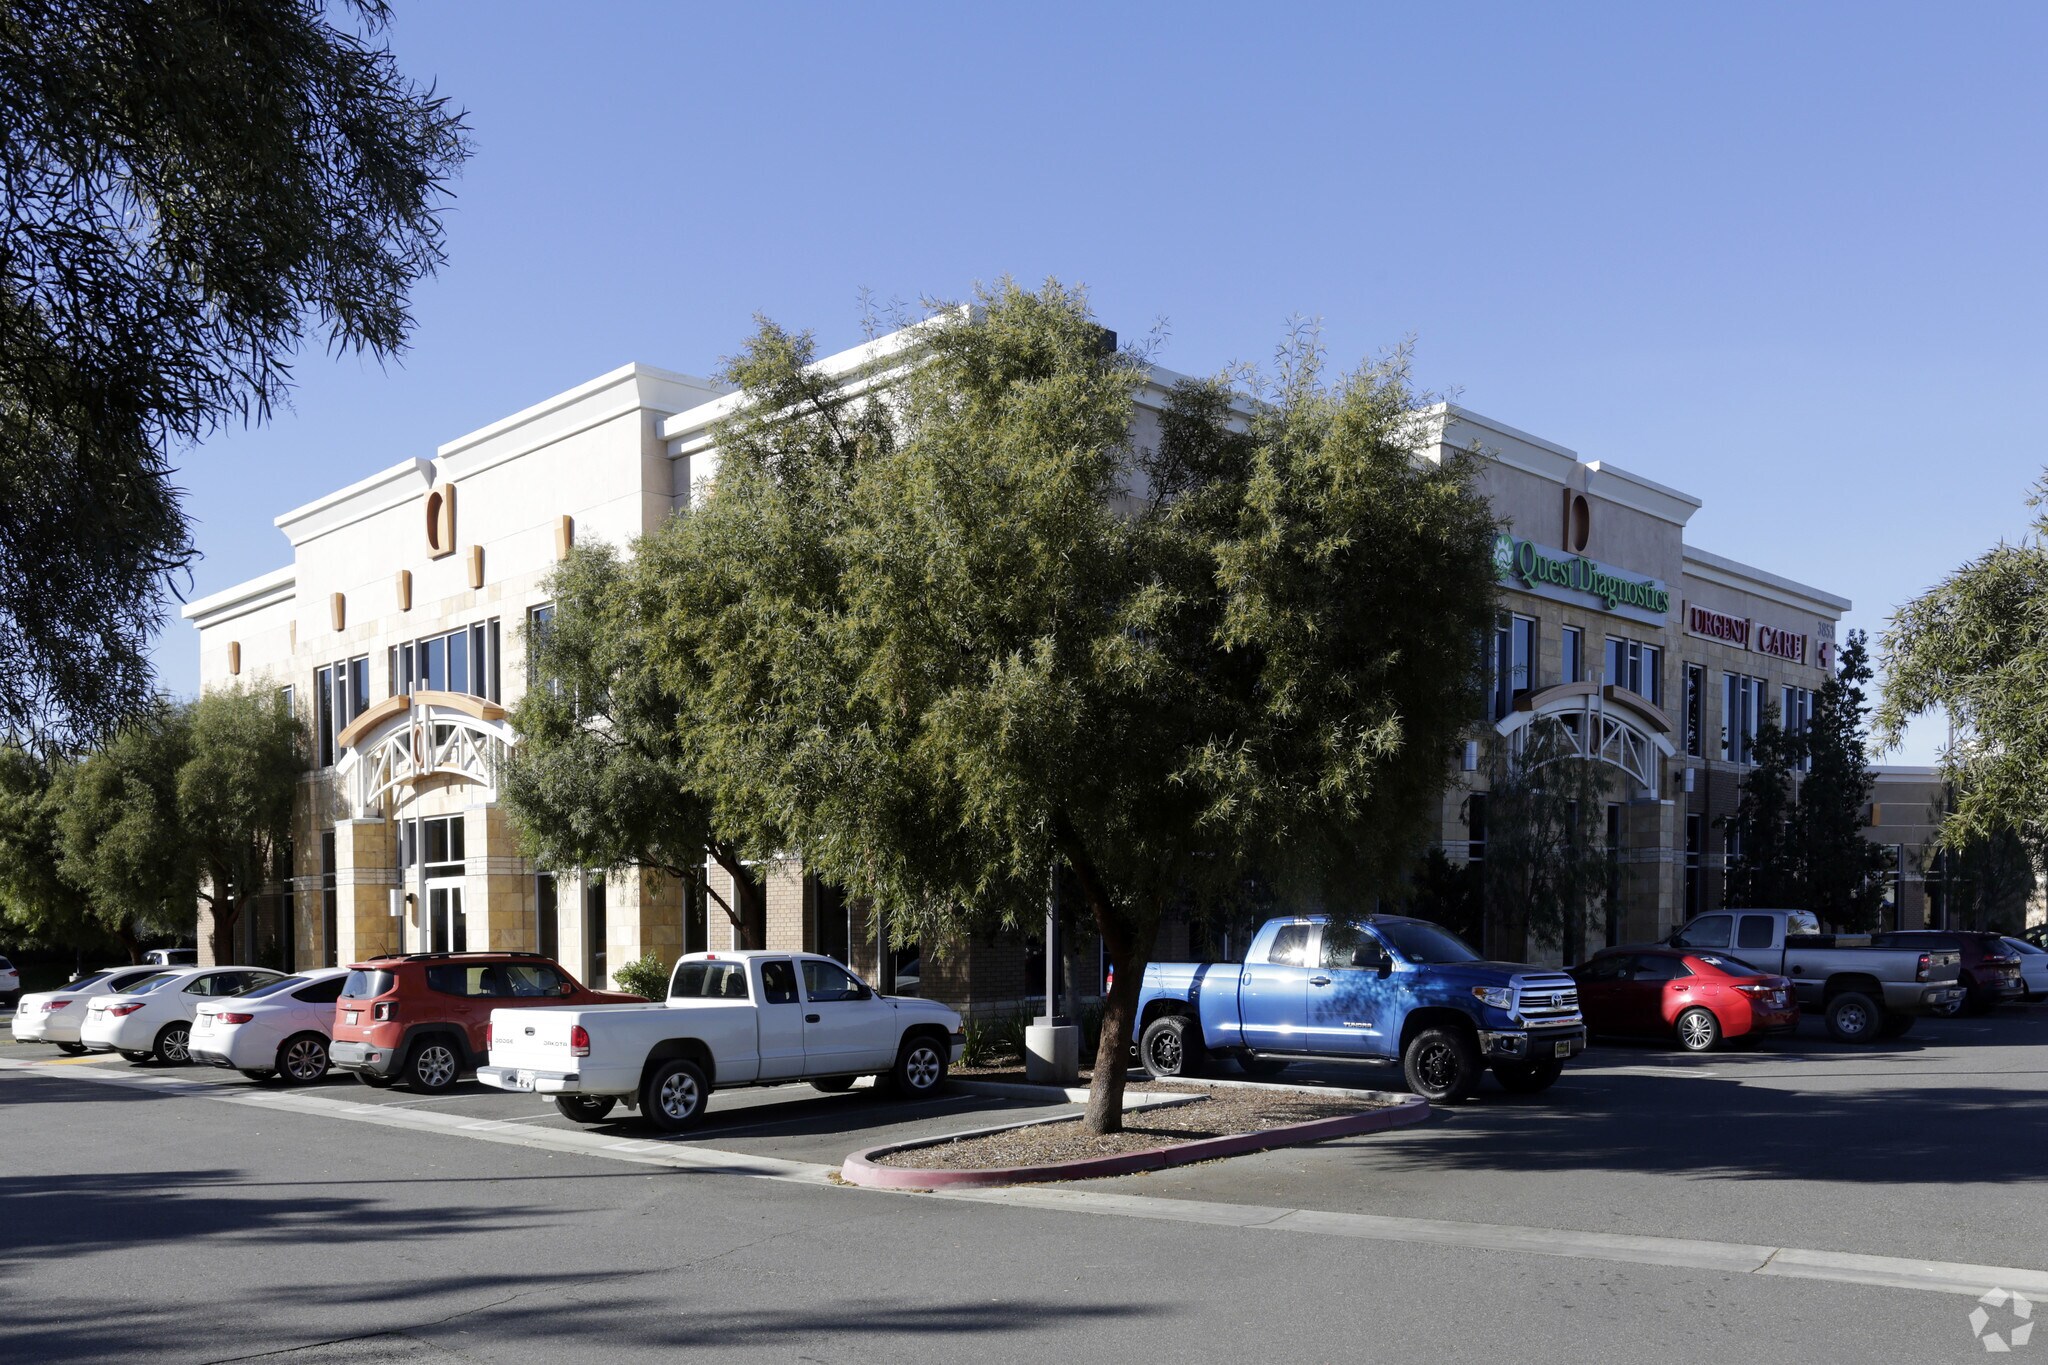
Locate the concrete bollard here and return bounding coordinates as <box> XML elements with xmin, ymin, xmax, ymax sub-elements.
<box><xmin>1024</xmin><ymin>1020</ymin><xmax>1082</xmax><ymax>1086</ymax></box>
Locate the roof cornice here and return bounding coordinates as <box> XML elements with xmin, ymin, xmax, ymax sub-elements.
<box><xmin>1684</xmin><ymin>544</ymin><xmax>1852</xmax><ymax>616</ymax></box>
<box><xmin>180</xmin><ymin>564</ymin><xmax>296</xmax><ymax>628</ymax></box>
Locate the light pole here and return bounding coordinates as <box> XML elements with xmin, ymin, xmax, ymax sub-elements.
<box><xmin>1024</xmin><ymin>858</ymin><xmax>1080</xmax><ymax>1084</ymax></box>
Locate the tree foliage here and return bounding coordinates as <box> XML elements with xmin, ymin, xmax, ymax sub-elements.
<box><xmin>0</xmin><ymin>744</ymin><xmax>111</xmax><ymax>950</ymax></box>
<box><xmin>1478</xmin><ymin>725</ymin><xmax>1612</xmax><ymax>962</ymax></box>
<box><xmin>54</xmin><ymin>704</ymin><xmax>192</xmax><ymax>955</ymax></box>
<box><xmin>0</xmin><ymin>0</ymin><xmax>469</xmax><ymax>746</ymax></box>
<box><xmin>1879</xmin><ymin>483</ymin><xmax>2048</xmax><ymax>864</ymax></box>
<box><xmin>499</xmin><ymin>543</ymin><xmax>764</xmax><ymax>946</ymax></box>
<box><xmin>179</xmin><ymin>686</ymin><xmax>306</xmax><ymax>962</ymax></box>
<box><xmin>1798</xmin><ymin>631</ymin><xmax>1889</xmax><ymax>929</ymax></box>
<box><xmin>1722</xmin><ymin>705</ymin><xmax>1803</xmax><ymax>909</ymax></box>
<box><xmin>644</xmin><ymin>281</ymin><xmax>1499</xmax><ymax>1131</ymax></box>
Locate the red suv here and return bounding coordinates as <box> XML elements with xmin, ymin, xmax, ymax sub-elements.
<box><xmin>330</xmin><ymin>952</ymin><xmax>643</xmax><ymax>1093</ymax></box>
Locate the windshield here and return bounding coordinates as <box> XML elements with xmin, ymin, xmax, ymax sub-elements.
<box><xmin>237</xmin><ymin>975</ymin><xmax>308</xmax><ymax>999</ymax></box>
<box><xmin>2005</xmin><ymin>938</ymin><xmax>2044</xmax><ymax>956</ymax></box>
<box><xmin>341</xmin><ymin>969</ymin><xmax>396</xmax><ymax>1000</ymax></box>
<box><xmin>55</xmin><ymin>972</ymin><xmax>110</xmax><ymax>993</ymax></box>
<box><xmin>1693</xmin><ymin>954</ymin><xmax>1766</xmax><ymax>977</ymax></box>
<box><xmin>1375</xmin><ymin>920</ymin><xmax>1482</xmax><ymax>964</ymax></box>
<box><xmin>121</xmin><ymin>972</ymin><xmax>178</xmax><ymax>995</ymax></box>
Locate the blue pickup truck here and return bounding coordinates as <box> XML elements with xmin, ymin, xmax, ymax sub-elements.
<box><xmin>1132</xmin><ymin>915</ymin><xmax>1586</xmax><ymax>1102</ymax></box>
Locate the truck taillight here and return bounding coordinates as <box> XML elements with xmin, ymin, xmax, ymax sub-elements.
<box><xmin>217</xmin><ymin>1012</ymin><xmax>253</xmax><ymax>1025</ymax></box>
<box><xmin>1916</xmin><ymin>953</ymin><xmax>1931</xmax><ymax>982</ymax></box>
<box><xmin>373</xmin><ymin>1001</ymin><xmax>396</xmax><ymax>1022</ymax></box>
<box><xmin>570</xmin><ymin>1024</ymin><xmax>590</xmax><ymax>1058</ymax></box>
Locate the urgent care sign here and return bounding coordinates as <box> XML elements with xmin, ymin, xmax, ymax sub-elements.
<box><xmin>1685</xmin><ymin>603</ymin><xmax>1809</xmax><ymax>665</ymax></box>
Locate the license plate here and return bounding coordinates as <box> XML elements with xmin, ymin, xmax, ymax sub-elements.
<box><xmin>343</xmin><ymin>1011</ymin><xmax>359</xmax><ymax>1025</ymax></box>
<box><xmin>196</xmin><ymin>1016</ymin><xmax>211</xmax><ymax>1031</ymax></box>
<box><xmin>1553</xmin><ymin>1040</ymin><xmax>1571</xmax><ymax>1058</ymax></box>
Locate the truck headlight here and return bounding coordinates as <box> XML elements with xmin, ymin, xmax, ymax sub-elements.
<box><xmin>1471</xmin><ymin>987</ymin><xmax>1513</xmax><ymax>1010</ymax></box>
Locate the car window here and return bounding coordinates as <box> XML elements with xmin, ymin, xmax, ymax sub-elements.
<box><xmin>1736</xmin><ymin>915</ymin><xmax>1776</xmax><ymax>950</ymax></box>
<box><xmin>341</xmin><ymin>969</ymin><xmax>396</xmax><ymax>999</ymax></box>
<box><xmin>502</xmin><ymin>964</ymin><xmax>569</xmax><ymax>997</ymax></box>
<box><xmin>759</xmin><ymin>960</ymin><xmax>800</xmax><ymax>1005</ymax></box>
<box><xmin>671</xmin><ymin>962</ymin><xmax>749</xmax><ymax>1000</ymax></box>
<box><xmin>239</xmin><ymin>975</ymin><xmax>307</xmax><ymax>999</ymax></box>
<box><xmin>58</xmin><ymin>972</ymin><xmax>112</xmax><ymax>993</ymax></box>
<box><xmin>1675</xmin><ymin>915</ymin><xmax>1732</xmax><ymax>949</ymax></box>
<box><xmin>1375</xmin><ymin>920</ymin><xmax>1482</xmax><ymax>964</ymax></box>
<box><xmin>1575</xmin><ymin>955</ymin><xmax>1628</xmax><ymax>981</ymax></box>
<box><xmin>120</xmin><ymin>972</ymin><xmax>176</xmax><ymax>995</ymax></box>
<box><xmin>425</xmin><ymin>964</ymin><xmax>517</xmax><ymax>997</ymax></box>
<box><xmin>293</xmin><ymin>977</ymin><xmax>347</xmax><ymax>1004</ymax></box>
<box><xmin>1318</xmin><ymin>922</ymin><xmax>1390</xmax><ymax>970</ymax></box>
<box><xmin>1630</xmin><ymin>955</ymin><xmax>1686</xmax><ymax>982</ymax></box>
<box><xmin>801</xmin><ymin>960</ymin><xmax>865</xmax><ymax>1003</ymax></box>
<box><xmin>1266</xmin><ymin>924</ymin><xmax>1312</xmax><ymax>967</ymax></box>
<box><xmin>2006</xmin><ymin>938</ymin><xmax>2045</xmax><ymax>957</ymax></box>
<box><xmin>1694</xmin><ymin>954</ymin><xmax>1764</xmax><ymax>977</ymax></box>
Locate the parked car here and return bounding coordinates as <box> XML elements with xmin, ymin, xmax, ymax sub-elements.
<box><xmin>78</xmin><ymin>966</ymin><xmax>286</xmax><ymax>1064</ymax></box>
<box><xmin>2002</xmin><ymin>937</ymin><xmax>2048</xmax><ymax>1001</ymax></box>
<box><xmin>330</xmin><ymin>952</ymin><xmax>644</xmax><ymax>1094</ymax></box>
<box><xmin>143</xmin><ymin>948</ymin><xmax>197</xmax><ymax>967</ymax></box>
<box><xmin>1133</xmin><ymin>915</ymin><xmax>1585</xmax><ymax>1102</ymax></box>
<box><xmin>11</xmin><ymin>966</ymin><xmax>171</xmax><ymax>1052</ymax></box>
<box><xmin>1870</xmin><ymin>930</ymin><xmax>2026</xmax><ymax>1014</ymax></box>
<box><xmin>1669</xmin><ymin>910</ymin><xmax>1963</xmax><ymax>1041</ymax></box>
<box><xmin>2025</xmin><ymin>924</ymin><xmax>2048</xmax><ymax>951</ymax></box>
<box><xmin>189</xmin><ymin>968</ymin><xmax>351</xmax><ymax>1083</ymax></box>
<box><xmin>0</xmin><ymin>954</ymin><xmax>18</xmax><ymax>1008</ymax></box>
<box><xmin>1571</xmin><ymin>947</ymin><xmax>1796</xmax><ymax>1052</ymax></box>
<box><xmin>479</xmin><ymin>951</ymin><xmax>965</xmax><ymax>1131</ymax></box>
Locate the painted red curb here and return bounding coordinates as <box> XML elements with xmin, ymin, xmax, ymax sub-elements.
<box><xmin>839</xmin><ymin>1095</ymin><xmax>1430</xmax><ymax>1190</ymax></box>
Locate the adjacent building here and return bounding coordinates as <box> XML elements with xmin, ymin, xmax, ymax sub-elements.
<box><xmin>185</xmin><ymin>325</ymin><xmax>1881</xmax><ymax>1003</ymax></box>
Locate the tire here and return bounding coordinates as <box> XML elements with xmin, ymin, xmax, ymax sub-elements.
<box><xmin>1402</xmin><ymin>1026</ymin><xmax>1482</xmax><ymax>1103</ymax></box>
<box><xmin>1139</xmin><ymin>1015</ymin><xmax>1204</xmax><ymax>1081</ymax></box>
<box><xmin>808</xmin><ymin>1076</ymin><xmax>858</xmax><ymax>1093</ymax></box>
<box><xmin>154</xmin><ymin>1022</ymin><xmax>193</xmax><ymax>1066</ymax></box>
<box><xmin>274</xmin><ymin>1033</ymin><xmax>330</xmax><ymax>1086</ymax></box>
<box><xmin>402</xmin><ymin>1037</ymin><xmax>461</xmax><ymax>1094</ymax></box>
<box><xmin>353</xmin><ymin>1071</ymin><xmax>396</xmax><ymax>1089</ymax></box>
<box><xmin>890</xmin><ymin>1032</ymin><xmax>949</xmax><ymax>1098</ymax></box>
<box><xmin>552</xmin><ymin>1095</ymin><xmax>618</xmax><ymax>1124</ymax></box>
<box><xmin>641</xmin><ymin>1058</ymin><xmax>709</xmax><ymax>1133</ymax></box>
<box><xmin>55</xmin><ymin>1042</ymin><xmax>87</xmax><ymax>1056</ymax></box>
<box><xmin>1237</xmin><ymin>1053</ymin><xmax>1290</xmax><ymax>1078</ymax></box>
<box><xmin>1877</xmin><ymin>1013</ymin><xmax>1916</xmax><ymax>1039</ymax></box>
<box><xmin>1825</xmin><ymin>991</ymin><xmax>1882</xmax><ymax>1044</ymax></box>
<box><xmin>1675</xmin><ymin>1007</ymin><xmax>1722</xmax><ymax>1053</ymax></box>
<box><xmin>1491</xmin><ymin>1058</ymin><xmax>1564</xmax><ymax>1094</ymax></box>
<box><xmin>120</xmin><ymin>1050</ymin><xmax>152</xmax><ymax>1065</ymax></box>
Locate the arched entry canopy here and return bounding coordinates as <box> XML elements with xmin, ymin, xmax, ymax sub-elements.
<box><xmin>334</xmin><ymin>690</ymin><xmax>515</xmax><ymax>817</ymax></box>
<box><xmin>1493</xmin><ymin>681</ymin><xmax>1676</xmax><ymax>797</ymax></box>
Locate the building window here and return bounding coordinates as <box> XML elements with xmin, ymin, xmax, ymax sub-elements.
<box><xmin>584</xmin><ymin>875</ymin><xmax>607</xmax><ymax>989</ymax></box>
<box><xmin>391</xmin><ymin>620</ymin><xmax>500</xmax><ymax>703</ymax></box>
<box><xmin>527</xmin><ymin>603</ymin><xmax>563</xmax><ymax>697</ymax></box>
<box><xmin>535</xmin><ymin>872</ymin><xmax>558</xmax><ymax>960</ymax></box>
<box><xmin>1605</xmin><ymin>802</ymin><xmax>1624</xmax><ymax>946</ymax></box>
<box><xmin>1683</xmin><ymin>664</ymin><xmax>1705</xmax><ymax>758</ymax></box>
<box><xmin>1560</xmin><ymin>626</ymin><xmax>1584</xmax><ymax>685</ymax></box>
<box><xmin>320</xmin><ymin>830</ymin><xmax>338</xmax><ymax>969</ymax></box>
<box><xmin>1604</xmin><ymin>635</ymin><xmax>1663</xmax><ymax>705</ymax></box>
<box><xmin>1722</xmin><ymin>672</ymin><xmax>1765</xmax><ymax>765</ymax></box>
<box><xmin>1465</xmin><ymin>793</ymin><xmax>1488</xmax><ymax>866</ymax></box>
<box><xmin>1782</xmin><ymin>686</ymin><xmax>1813</xmax><ymax>770</ymax></box>
<box><xmin>1684</xmin><ymin>813</ymin><xmax>1703</xmax><ymax>919</ymax></box>
<box><xmin>1492</xmin><ymin>614</ymin><xmax>1536</xmax><ymax>720</ymax></box>
<box><xmin>314</xmin><ymin>655</ymin><xmax>369</xmax><ymax>767</ymax></box>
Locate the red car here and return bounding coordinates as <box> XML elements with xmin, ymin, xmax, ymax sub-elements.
<box><xmin>329</xmin><ymin>952</ymin><xmax>643</xmax><ymax>1093</ymax></box>
<box><xmin>1570</xmin><ymin>947</ymin><xmax>1798</xmax><ymax>1052</ymax></box>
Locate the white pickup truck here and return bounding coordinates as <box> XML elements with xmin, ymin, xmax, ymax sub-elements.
<box><xmin>477</xmin><ymin>951</ymin><xmax>965</xmax><ymax>1131</ymax></box>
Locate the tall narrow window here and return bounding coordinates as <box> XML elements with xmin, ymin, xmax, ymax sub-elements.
<box><xmin>584</xmin><ymin>876</ymin><xmax>608</xmax><ymax>989</ymax></box>
<box><xmin>1466</xmin><ymin>793</ymin><xmax>1488</xmax><ymax>866</ymax></box>
<box><xmin>1492</xmin><ymin>614</ymin><xmax>1536</xmax><ymax>719</ymax></box>
<box><xmin>1604</xmin><ymin>636</ymin><xmax>1663</xmax><ymax>705</ymax></box>
<box><xmin>1560</xmin><ymin>626</ymin><xmax>1583</xmax><ymax>685</ymax></box>
<box><xmin>1684</xmin><ymin>664</ymin><xmax>1705</xmax><ymax>758</ymax></box>
<box><xmin>1782</xmin><ymin>686</ymin><xmax>1813</xmax><ymax>771</ymax></box>
<box><xmin>320</xmin><ymin>830</ymin><xmax>338</xmax><ymax>968</ymax></box>
<box><xmin>1723</xmin><ymin>673</ymin><xmax>1765</xmax><ymax>764</ymax></box>
<box><xmin>536</xmin><ymin>872</ymin><xmax>558</xmax><ymax>960</ymax></box>
<box><xmin>1684</xmin><ymin>813</ymin><xmax>1703</xmax><ymax>919</ymax></box>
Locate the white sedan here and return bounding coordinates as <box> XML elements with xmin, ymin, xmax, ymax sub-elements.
<box><xmin>79</xmin><ymin>965</ymin><xmax>286</xmax><ymax>1065</ymax></box>
<box><xmin>191</xmin><ymin>968</ymin><xmax>350</xmax><ymax>1083</ymax></box>
<box><xmin>11</xmin><ymin>966</ymin><xmax>169</xmax><ymax>1052</ymax></box>
<box><xmin>2003</xmin><ymin>938</ymin><xmax>2048</xmax><ymax>1001</ymax></box>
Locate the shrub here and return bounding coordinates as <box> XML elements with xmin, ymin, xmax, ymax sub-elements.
<box><xmin>611</xmin><ymin>952</ymin><xmax>669</xmax><ymax>1000</ymax></box>
<box><xmin>992</xmin><ymin>1005</ymin><xmax>1033</xmax><ymax>1062</ymax></box>
<box><xmin>959</xmin><ymin>1018</ymin><xmax>996</xmax><ymax>1068</ymax></box>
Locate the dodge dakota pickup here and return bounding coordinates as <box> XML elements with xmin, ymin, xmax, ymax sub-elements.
<box><xmin>1669</xmin><ymin>909</ymin><xmax>1964</xmax><ymax>1041</ymax></box>
<box><xmin>1133</xmin><ymin>915</ymin><xmax>1585</xmax><ymax>1102</ymax></box>
<box><xmin>478</xmin><ymin>951</ymin><xmax>965</xmax><ymax>1131</ymax></box>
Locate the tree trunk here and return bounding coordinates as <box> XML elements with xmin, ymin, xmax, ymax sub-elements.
<box><xmin>707</xmin><ymin>845</ymin><xmax>764</xmax><ymax>949</ymax></box>
<box><xmin>114</xmin><ymin>920</ymin><xmax>140</xmax><ymax>964</ymax></box>
<box><xmin>212</xmin><ymin>894</ymin><xmax>239</xmax><ymax>965</ymax></box>
<box><xmin>1054</xmin><ymin>814</ymin><xmax>1156</xmax><ymax>1136</ymax></box>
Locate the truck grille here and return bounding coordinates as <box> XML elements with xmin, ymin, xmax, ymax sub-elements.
<box><xmin>1512</xmin><ymin>973</ymin><xmax>1582</xmax><ymax>1025</ymax></box>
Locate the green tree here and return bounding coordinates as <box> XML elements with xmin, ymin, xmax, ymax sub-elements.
<box><xmin>1722</xmin><ymin>706</ymin><xmax>1804</xmax><ymax>909</ymax></box>
<box><xmin>1946</xmin><ymin>828</ymin><xmax>2033</xmax><ymax>933</ymax></box>
<box><xmin>179</xmin><ymin>686</ymin><xmax>307</xmax><ymax>963</ymax></box>
<box><xmin>1798</xmin><ymin>630</ymin><xmax>1889</xmax><ymax>929</ymax></box>
<box><xmin>1878</xmin><ymin>484</ymin><xmax>2048</xmax><ymax>873</ymax></box>
<box><xmin>648</xmin><ymin>282</ymin><xmax>1499</xmax><ymax>1132</ymax></box>
<box><xmin>499</xmin><ymin>543</ymin><xmax>765</xmax><ymax>947</ymax></box>
<box><xmin>1407</xmin><ymin>847</ymin><xmax>1482</xmax><ymax>951</ymax></box>
<box><xmin>0</xmin><ymin>0</ymin><xmax>469</xmax><ymax>746</ymax></box>
<box><xmin>54</xmin><ymin>705</ymin><xmax>193</xmax><ymax>958</ymax></box>
<box><xmin>1478</xmin><ymin>726</ymin><xmax>1613</xmax><ymax>961</ymax></box>
<box><xmin>0</xmin><ymin>746</ymin><xmax>112</xmax><ymax>951</ymax></box>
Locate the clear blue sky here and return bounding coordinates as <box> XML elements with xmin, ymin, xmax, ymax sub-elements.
<box><xmin>159</xmin><ymin>2</ymin><xmax>2048</xmax><ymax>764</ymax></box>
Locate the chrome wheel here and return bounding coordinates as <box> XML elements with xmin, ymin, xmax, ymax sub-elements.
<box><xmin>157</xmin><ymin>1024</ymin><xmax>191</xmax><ymax>1064</ymax></box>
<box><xmin>281</xmin><ymin>1036</ymin><xmax>328</xmax><ymax>1084</ymax></box>
<box><xmin>657</xmin><ymin>1070</ymin><xmax>700</xmax><ymax>1120</ymax></box>
<box><xmin>903</xmin><ymin>1043</ymin><xmax>942</xmax><ymax>1092</ymax></box>
<box><xmin>413</xmin><ymin>1043</ymin><xmax>458</xmax><ymax>1090</ymax></box>
<box><xmin>1677</xmin><ymin>1008</ymin><xmax>1720</xmax><ymax>1053</ymax></box>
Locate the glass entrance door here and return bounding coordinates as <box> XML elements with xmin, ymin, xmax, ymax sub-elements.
<box><xmin>428</xmin><ymin>881</ymin><xmax>467</xmax><ymax>953</ymax></box>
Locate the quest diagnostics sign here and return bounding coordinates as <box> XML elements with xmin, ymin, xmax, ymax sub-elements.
<box><xmin>1493</xmin><ymin>534</ymin><xmax>1672</xmax><ymax>625</ymax></box>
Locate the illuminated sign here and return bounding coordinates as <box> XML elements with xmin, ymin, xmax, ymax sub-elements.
<box><xmin>1493</xmin><ymin>534</ymin><xmax>1671</xmax><ymax>624</ymax></box>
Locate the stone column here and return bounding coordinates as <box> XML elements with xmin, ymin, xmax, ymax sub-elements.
<box><xmin>466</xmin><ymin>803</ymin><xmax>533</xmax><ymax>953</ymax></box>
<box><xmin>333</xmin><ymin>818</ymin><xmax>399</xmax><ymax>963</ymax></box>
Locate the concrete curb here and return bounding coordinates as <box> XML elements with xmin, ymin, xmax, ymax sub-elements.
<box><xmin>840</xmin><ymin>1092</ymin><xmax>1430</xmax><ymax>1190</ymax></box>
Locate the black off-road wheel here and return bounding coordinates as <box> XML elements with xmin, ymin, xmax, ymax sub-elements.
<box><xmin>1139</xmin><ymin>1015</ymin><xmax>1204</xmax><ymax>1081</ymax></box>
<box><xmin>1402</xmin><ymin>1026</ymin><xmax>1482</xmax><ymax>1103</ymax></box>
<box><xmin>553</xmin><ymin>1095</ymin><xmax>618</xmax><ymax>1124</ymax></box>
<box><xmin>1491</xmin><ymin>1058</ymin><xmax>1564</xmax><ymax>1094</ymax></box>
